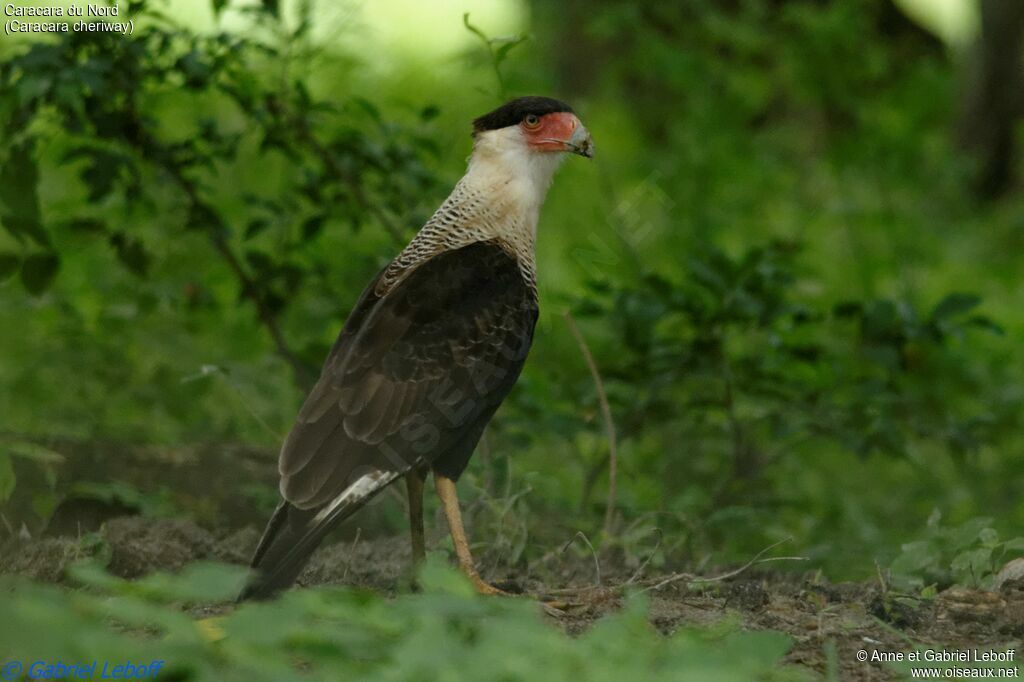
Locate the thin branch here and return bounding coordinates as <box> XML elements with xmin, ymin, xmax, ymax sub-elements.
<box><xmin>0</xmin><ymin>512</ymin><xmax>15</xmax><ymax>539</ymax></box>
<box><xmin>157</xmin><ymin>152</ymin><xmax>315</xmax><ymax>390</ymax></box>
<box><xmin>625</xmin><ymin>528</ymin><xmax>664</xmax><ymax>585</ymax></box>
<box><xmin>560</xmin><ymin>530</ymin><xmax>602</xmax><ymax>587</ymax></box>
<box><xmin>209</xmin><ymin>233</ymin><xmax>314</xmax><ymax>388</ymax></box>
<box><xmin>638</xmin><ymin>536</ymin><xmax>808</xmax><ymax>594</ymax></box>
<box><xmin>536</xmin><ymin>537</ymin><xmax>808</xmax><ymax>603</ymax></box>
<box><xmin>342</xmin><ymin>527</ymin><xmax>362</xmax><ymax>581</ymax></box>
<box><xmin>563</xmin><ymin>311</ymin><xmax>619</xmax><ymax>536</ymax></box>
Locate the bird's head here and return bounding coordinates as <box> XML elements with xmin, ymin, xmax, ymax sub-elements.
<box><xmin>472</xmin><ymin>96</ymin><xmax>593</xmax><ymax>160</ymax></box>
<box><xmin>467</xmin><ymin>96</ymin><xmax>592</xmax><ymax>202</ymax></box>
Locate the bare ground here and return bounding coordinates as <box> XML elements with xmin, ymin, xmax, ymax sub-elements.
<box><xmin>1</xmin><ymin>515</ymin><xmax>1021</xmax><ymax>681</ymax></box>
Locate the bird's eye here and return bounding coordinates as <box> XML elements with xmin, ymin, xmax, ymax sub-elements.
<box><xmin>523</xmin><ymin>114</ymin><xmax>541</xmax><ymax>128</ymax></box>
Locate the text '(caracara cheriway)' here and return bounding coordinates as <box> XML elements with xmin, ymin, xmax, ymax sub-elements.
<box><xmin>240</xmin><ymin>97</ymin><xmax>593</xmax><ymax>600</ymax></box>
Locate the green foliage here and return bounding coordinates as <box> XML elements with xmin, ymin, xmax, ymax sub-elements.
<box><xmin>0</xmin><ymin>560</ymin><xmax>808</xmax><ymax>681</ymax></box>
<box><xmin>0</xmin><ymin>0</ymin><xmax>441</xmax><ymax>385</ymax></box>
<box><xmin>536</xmin><ymin>238</ymin><xmax>1013</xmax><ymax>568</ymax></box>
<box><xmin>890</xmin><ymin>512</ymin><xmax>1024</xmax><ymax>591</ymax></box>
<box><xmin>68</xmin><ymin>480</ymin><xmax>178</xmax><ymax>518</ymax></box>
<box><xmin>0</xmin><ymin>0</ymin><xmax>446</xmax><ymax>450</ymax></box>
<box><xmin>463</xmin><ymin>13</ymin><xmax>529</xmax><ymax>100</ymax></box>
<box><xmin>0</xmin><ymin>439</ymin><xmax>63</xmax><ymax>508</ymax></box>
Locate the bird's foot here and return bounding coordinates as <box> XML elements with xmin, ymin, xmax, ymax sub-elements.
<box><xmin>540</xmin><ymin>600</ymin><xmax>572</xmax><ymax>617</ymax></box>
<box><xmin>470</xmin><ymin>574</ymin><xmax>510</xmax><ymax>596</ymax></box>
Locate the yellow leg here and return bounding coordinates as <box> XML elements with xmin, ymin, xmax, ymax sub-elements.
<box><xmin>434</xmin><ymin>474</ymin><xmax>506</xmax><ymax>596</ymax></box>
<box><xmin>405</xmin><ymin>469</ymin><xmax>427</xmax><ymax>567</ymax></box>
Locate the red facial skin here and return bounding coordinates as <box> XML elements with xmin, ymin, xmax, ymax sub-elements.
<box><xmin>521</xmin><ymin>111</ymin><xmax>581</xmax><ymax>153</ymax></box>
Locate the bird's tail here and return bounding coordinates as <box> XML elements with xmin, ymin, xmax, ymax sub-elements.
<box><xmin>238</xmin><ymin>469</ymin><xmax>402</xmax><ymax>602</ymax></box>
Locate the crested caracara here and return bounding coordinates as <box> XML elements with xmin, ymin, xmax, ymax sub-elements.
<box><xmin>240</xmin><ymin>96</ymin><xmax>593</xmax><ymax>600</ymax></box>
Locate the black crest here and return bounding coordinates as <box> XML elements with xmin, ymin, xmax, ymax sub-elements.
<box><xmin>472</xmin><ymin>96</ymin><xmax>574</xmax><ymax>133</ymax></box>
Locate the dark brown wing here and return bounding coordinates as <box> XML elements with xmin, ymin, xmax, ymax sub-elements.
<box><xmin>239</xmin><ymin>240</ymin><xmax>538</xmax><ymax>600</ymax></box>
<box><xmin>279</xmin><ymin>240</ymin><xmax>538</xmax><ymax>509</ymax></box>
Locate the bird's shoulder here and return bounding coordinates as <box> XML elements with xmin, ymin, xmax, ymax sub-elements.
<box><xmin>328</xmin><ymin>239</ymin><xmax>537</xmax><ymax>381</ymax></box>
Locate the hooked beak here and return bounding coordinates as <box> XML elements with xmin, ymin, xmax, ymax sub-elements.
<box><xmin>566</xmin><ymin>123</ymin><xmax>594</xmax><ymax>158</ymax></box>
<box><xmin>530</xmin><ymin>112</ymin><xmax>594</xmax><ymax>158</ymax></box>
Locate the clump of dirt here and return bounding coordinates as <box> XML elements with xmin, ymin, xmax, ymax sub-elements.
<box><xmin>300</xmin><ymin>534</ymin><xmax>412</xmax><ymax>594</ymax></box>
<box><xmin>0</xmin><ymin>537</ymin><xmax>93</xmax><ymax>582</ymax></box>
<box><xmin>2</xmin><ymin>515</ymin><xmax>1021</xmax><ymax>681</ymax></box>
<box><xmin>0</xmin><ymin>517</ymin><xmax>259</xmax><ymax>582</ymax></box>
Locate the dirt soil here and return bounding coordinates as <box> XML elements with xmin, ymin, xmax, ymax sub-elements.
<box><xmin>2</xmin><ymin>515</ymin><xmax>1021</xmax><ymax>681</ymax></box>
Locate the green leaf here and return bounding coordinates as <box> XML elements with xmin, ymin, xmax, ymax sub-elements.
<box><xmin>244</xmin><ymin>249</ymin><xmax>274</xmax><ymax>276</ymax></box>
<box><xmin>66</xmin><ymin>559</ymin><xmax>124</xmax><ymax>591</ymax></box>
<box><xmin>417</xmin><ymin>556</ymin><xmax>476</xmax><ymax>597</ymax></box>
<box><xmin>187</xmin><ymin>203</ymin><xmax>226</xmax><ymax>234</ymax></box>
<box><xmin>0</xmin><ymin>252</ymin><xmax>20</xmax><ymax>280</ymax></box>
<box><xmin>66</xmin><ymin>218</ymin><xmax>107</xmax><ymax>234</ymax></box>
<box><xmin>950</xmin><ymin>517</ymin><xmax>993</xmax><ymax>549</ymax></box>
<box><xmin>0</xmin><ymin>140</ymin><xmax>47</xmax><ymax>246</ymax></box>
<box><xmin>979</xmin><ymin>528</ymin><xmax>999</xmax><ymax>548</ymax></box>
<box><xmin>71</xmin><ymin>149</ymin><xmax>128</xmax><ymax>202</ymax></box>
<box><xmin>930</xmin><ymin>293</ymin><xmax>981</xmax><ymax>322</ymax></box>
<box><xmin>688</xmin><ymin>257</ymin><xmax>728</xmax><ymax>294</ymax></box>
<box><xmin>950</xmin><ymin>547</ymin><xmax>992</xmax><ymax>583</ymax></box>
<box><xmin>109</xmin><ymin>232</ymin><xmax>152</xmax><ymax>277</ymax></box>
<box><xmin>861</xmin><ymin>299</ymin><xmax>902</xmax><ymax>341</ymax></box>
<box><xmin>965</xmin><ymin>314</ymin><xmax>1004</xmax><ymax>335</ymax></box>
<box><xmin>176</xmin><ymin>51</ymin><xmax>212</xmax><ymax>89</ymax></box>
<box><xmin>5</xmin><ymin>441</ymin><xmax>65</xmax><ymax>465</ymax></box>
<box><xmin>301</xmin><ymin>215</ymin><xmax>325</xmax><ymax>240</ymax></box>
<box><xmin>134</xmin><ymin>562</ymin><xmax>248</xmax><ymax>603</ymax></box>
<box><xmin>494</xmin><ymin>35</ymin><xmax>528</xmax><ymax>65</ymax></box>
<box><xmin>352</xmin><ymin>97</ymin><xmax>381</xmax><ymax>122</ymax></box>
<box><xmin>832</xmin><ymin>301</ymin><xmax>863</xmax><ymax>318</ymax></box>
<box><xmin>244</xmin><ymin>218</ymin><xmax>270</xmax><ymax>240</ymax></box>
<box><xmin>211</xmin><ymin>0</ymin><xmax>229</xmax><ymax>18</ymax></box>
<box><xmin>31</xmin><ymin>491</ymin><xmax>59</xmax><ymax>520</ymax></box>
<box><xmin>1001</xmin><ymin>538</ymin><xmax>1024</xmax><ymax>552</ymax></box>
<box><xmin>20</xmin><ymin>252</ymin><xmax>59</xmax><ymax>294</ymax></box>
<box><xmin>0</xmin><ymin>453</ymin><xmax>14</xmax><ymax>502</ymax></box>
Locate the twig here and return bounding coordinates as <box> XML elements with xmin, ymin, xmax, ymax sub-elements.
<box><xmin>563</xmin><ymin>311</ymin><xmax>619</xmax><ymax>536</ymax></box>
<box><xmin>874</xmin><ymin>559</ymin><xmax>889</xmax><ymax>595</ymax></box>
<box><xmin>478</xmin><ymin>428</ymin><xmax>495</xmax><ymax>496</ymax></box>
<box><xmin>638</xmin><ymin>536</ymin><xmax>808</xmax><ymax>594</ymax></box>
<box><xmin>463</xmin><ymin>13</ymin><xmax>525</xmax><ymax>101</ymax></box>
<box><xmin>560</xmin><ymin>531</ymin><xmax>602</xmax><ymax>587</ymax></box>
<box><xmin>0</xmin><ymin>512</ymin><xmax>14</xmax><ymax>539</ymax></box>
<box><xmin>342</xmin><ymin>527</ymin><xmax>362</xmax><ymax>581</ymax></box>
<box><xmin>208</xmin><ymin>232</ymin><xmax>314</xmax><ymax>388</ymax></box>
<box><xmin>219</xmin><ymin>370</ymin><xmax>284</xmax><ymax>443</ymax></box>
<box><xmin>293</xmin><ymin>119</ymin><xmax>407</xmax><ymax>247</ymax></box>
<box><xmin>625</xmin><ymin>528</ymin><xmax>663</xmax><ymax>585</ymax></box>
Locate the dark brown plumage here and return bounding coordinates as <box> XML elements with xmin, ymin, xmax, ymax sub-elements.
<box><xmin>241</xmin><ymin>242</ymin><xmax>537</xmax><ymax>599</ymax></box>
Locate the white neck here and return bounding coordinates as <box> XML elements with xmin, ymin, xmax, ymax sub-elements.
<box><xmin>377</xmin><ymin>127</ymin><xmax>564</xmax><ymax>295</ymax></box>
<box><xmin>464</xmin><ymin>126</ymin><xmax>565</xmax><ymax>239</ymax></box>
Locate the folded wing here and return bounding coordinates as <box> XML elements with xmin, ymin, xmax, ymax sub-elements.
<box><xmin>242</xmin><ymin>240</ymin><xmax>537</xmax><ymax>599</ymax></box>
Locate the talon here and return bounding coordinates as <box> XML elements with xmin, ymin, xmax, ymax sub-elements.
<box><xmin>471</xmin><ymin>577</ymin><xmax>509</xmax><ymax>596</ymax></box>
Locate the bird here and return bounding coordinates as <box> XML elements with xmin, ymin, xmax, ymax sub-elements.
<box><xmin>239</xmin><ymin>96</ymin><xmax>593</xmax><ymax>600</ymax></box>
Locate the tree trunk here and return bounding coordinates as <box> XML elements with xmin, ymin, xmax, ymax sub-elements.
<box><xmin>959</xmin><ymin>0</ymin><xmax>1024</xmax><ymax>198</ymax></box>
